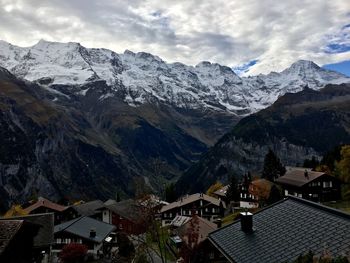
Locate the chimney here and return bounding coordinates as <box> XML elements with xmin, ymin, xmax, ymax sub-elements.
<box><xmin>304</xmin><ymin>170</ymin><xmax>309</xmax><ymax>179</ymax></box>
<box><xmin>240</xmin><ymin>212</ymin><xmax>253</xmax><ymax>233</ymax></box>
<box><xmin>90</xmin><ymin>229</ymin><xmax>96</xmax><ymax>238</ymax></box>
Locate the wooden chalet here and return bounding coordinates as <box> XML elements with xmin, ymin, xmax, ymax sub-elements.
<box><xmin>160</xmin><ymin>193</ymin><xmax>226</xmax><ymax>226</ymax></box>
<box><xmin>275</xmin><ymin>169</ymin><xmax>341</xmax><ymax>202</ymax></box>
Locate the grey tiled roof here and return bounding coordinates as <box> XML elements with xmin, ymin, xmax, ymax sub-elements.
<box><xmin>73</xmin><ymin>200</ymin><xmax>104</xmax><ymax>216</ymax></box>
<box><xmin>104</xmin><ymin>199</ymin><xmax>143</xmax><ymax>223</ymax></box>
<box><xmin>0</xmin><ymin>213</ymin><xmax>54</xmax><ymax>248</ymax></box>
<box><xmin>275</xmin><ymin>170</ymin><xmax>326</xmax><ymax>187</ymax></box>
<box><xmin>209</xmin><ymin>197</ymin><xmax>350</xmax><ymax>263</ymax></box>
<box><xmin>161</xmin><ymin>193</ymin><xmax>225</xmax><ymax>213</ymax></box>
<box><xmin>54</xmin><ymin>216</ymin><xmax>116</xmax><ymax>243</ymax></box>
<box><xmin>0</xmin><ymin>220</ymin><xmax>23</xmax><ymax>255</ymax></box>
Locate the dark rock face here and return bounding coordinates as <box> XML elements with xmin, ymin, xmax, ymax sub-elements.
<box><xmin>0</xmin><ymin>68</ymin><xmax>238</xmax><ymax>210</ymax></box>
<box><xmin>176</xmin><ymin>83</ymin><xmax>350</xmax><ymax>193</ymax></box>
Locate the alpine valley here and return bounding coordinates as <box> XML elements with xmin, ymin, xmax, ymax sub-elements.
<box><xmin>0</xmin><ymin>39</ymin><xmax>349</xmax><ymax>209</ymax></box>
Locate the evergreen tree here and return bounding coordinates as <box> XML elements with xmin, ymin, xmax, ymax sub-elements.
<box><xmin>165</xmin><ymin>183</ymin><xmax>177</xmax><ymax>203</ymax></box>
<box><xmin>303</xmin><ymin>156</ymin><xmax>320</xmax><ymax>169</ymax></box>
<box><xmin>267</xmin><ymin>184</ymin><xmax>282</xmax><ymax>205</ymax></box>
<box><xmin>262</xmin><ymin>149</ymin><xmax>286</xmax><ymax>181</ymax></box>
<box><xmin>226</xmin><ymin>175</ymin><xmax>240</xmax><ymax>202</ymax></box>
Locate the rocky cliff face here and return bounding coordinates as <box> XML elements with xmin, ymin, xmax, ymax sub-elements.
<box><xmin>176</xmin><ymin>84</ymin><xmax>350</xmax><ymax>193</ymax></box>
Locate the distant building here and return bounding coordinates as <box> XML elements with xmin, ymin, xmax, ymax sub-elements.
<box><xmin>98</xmin><ymin>199</ymin><xmax>146</xmax><ymax>235</ymax></box>
<box><xmin>0</xmin><ymin>213</ymin><xmax>54</xmax><ymax>263</ymax></box>
<box><xmin>169</xmin><ymin>215</ymin><xmax>224</xmax><ymax>262</ymax></box>
<box><xmin>209</xmin><ymin>196</ymin><xmax>350</xmax><ymax>263</ymax></box>
<box><xmin>248</xmin><ymin>179</ymin><xmax>273</xmax><ymax>206</ymax></box>
<box><xmin>53</xmin><ymin>216</ymin><xmax>116</xmax><ymax>260</ymax></box>
<box><xmin>275</xmin><ymin>169</ymin><xmax>341</xmax><ymax>202</ymax></box>
<box><xmin>239</xmin><ymin>174</ymin><xmax>258</xmax><ymax>208</ymax></box>
<box><xmin>213</xmin><ymin>174</ymin><xmax>259</xmax><ymax>209</ymax></box>
<box><xmin>24</xmin><ymin>197</ymin><xmax>78</xmax><ymax>224</ymax></box>
<box><xmin>72</xmin><ymin>200</ymin><xmax>105</xmax><ymax>220</ymax></box>
<box><xmin>160</xmin><ymin>193</ymin><xmax>226</xmax><ymax>226</ymax></box>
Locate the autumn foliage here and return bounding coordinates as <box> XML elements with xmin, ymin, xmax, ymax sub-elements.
<box><xmin>59</xmin><ymin>243</ymin><xmax>88</xmax><ymax>263</ymax></box>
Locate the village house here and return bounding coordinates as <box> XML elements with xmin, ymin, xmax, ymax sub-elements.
<box><xmin>213</xmin><ymin>175</ymin><xmax>258</xmax><ymax>209</ymax></box>
<box><xmin>168</xmin><ymin>215</ymin><xmax>226</xmax><ymax>262</ymax></box>
<box><xmin>98</xmin><ymin>199</ymin><xmax>146</xmax><ymax>235</ymax></box>
<box><xmin>72</xmin><ymin>199</ymin><xmax>105</xmax><ymax>220</ymax></box>
<box><xmin>160</xmin><ymin>193</ymin><xmax>226</xmax><ymax>226</ymax></box>
<box><xmin>53</xmin><ymin>216</ymin><xmax>116</xmax><ymax>260</ymax></box>
<box><xmin>0</xmin><ymin>213</ymin><xmax>54</xmax><ymax>263</ymax></box>
<box><xmin>275</xmin><ymin>169</ymin><xmax>341</xmax><ymax>202</ymax></box>
<box><xmin>23</xmin><ymin>197</ymin><xmax>78</xmax><ymax>225</ymax></box>
<box><xmin>209</xmin><ymin>196</ymin><xmax>350</xmax><ymax>263</ymax></box>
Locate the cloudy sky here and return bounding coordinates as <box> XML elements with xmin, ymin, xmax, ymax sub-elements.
<box><xmin>0</xmin><ymin>0</ymin><xmax>349</xmax><ymax>75</ymax></box>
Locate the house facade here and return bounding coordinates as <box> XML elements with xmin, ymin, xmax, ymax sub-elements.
<box><xmin>99</xmin><ymin>199</ymin><xmax>146</xmax><ymax>235</ymax></box>
<box><xmin>161</xmin><ymin>193</ymin><xmax>226</xmax><ymax>226</ymax></box>
<box><xmin>275</xmin><ymin>170</ymin><xmax>341</xmax><ymax>202</ymax></box>
<box><xmin>53</xmin><ymin>216</ymin><xmax>116</xmax><ymax>260</ymax></box>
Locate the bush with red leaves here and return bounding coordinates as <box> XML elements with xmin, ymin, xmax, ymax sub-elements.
<box><xmin>59</xmin><ymin>243</ymin><xmax>88</xmax><ymax>263</ymax></box>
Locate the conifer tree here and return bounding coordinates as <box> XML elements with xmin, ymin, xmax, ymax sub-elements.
<box><xmin>262</xmin><ymin>149</ymin><xmax>286</xmax><ymax>181</ymax></box>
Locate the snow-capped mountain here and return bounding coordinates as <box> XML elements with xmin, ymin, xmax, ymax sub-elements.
<box><xmin>0</xmin><ymin>39</ymin><xmax>349</xmax><ymax>115</ymax></box>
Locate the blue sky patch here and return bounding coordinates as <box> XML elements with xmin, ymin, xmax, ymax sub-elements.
<box><xmin>232</xmin><ymin>59</ymin><xmax>259</xmax><ymax>75</ymax></box>
<box><xmin>325</xmin><ymin>43</ymin><xmax>350</xmax><ymax>54</ymax></box>
<box><xmin>323</xmin><ymin>60</ymin><xmax>350</xmax><ymax>77</ymax></box>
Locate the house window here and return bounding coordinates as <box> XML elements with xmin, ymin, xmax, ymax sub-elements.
<box><xmin>240</xmin><ymin>193</ymin><xmax>243</xmax><ymax>198</ymax></box>
<box><xmin>323</xmin><ymin>182</ymin><xmax>332</xmax><ymax>188</ymax></box>
<box><xmin>284</xmin><ymin>190</ymin><xmax>288</xmax><ymax>196</ymax></box>
<box><xmin>212</xmin><ymin>208</ymin><xmax>216</xmax><ymax>213</ymax></box>
<box><xmin>169</xmin><ymin>213</ymin><xmax>172</xmax><ymax>217</ymax></box>
<box><xmin>205</xmin><ymin>208</ymin><xmax>208</xmax><ymax>212</ymax></box>
<box><xmin>209</xmin><ymin>252</ymin><xmax>215</xmax><ymax>259</ymax></box>
<box><xmin>56</xmin><ymin>238</ymin><xmax>61</xmax><ymax>244</ymax></box>
<box><xmin>318</xmin><ymin>182</ymin><xmax>321</xmax><ymax>186</ymax></box>
<box><xmin>119</xmin><ymin>223</ymin><xmax>123</xmax><ymax>229</ymax></box>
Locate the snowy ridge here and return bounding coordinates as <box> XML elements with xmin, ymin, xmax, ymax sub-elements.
<box><xmin>0</xmin><ymin>40</ymin><xmax>349</xmax><ymax>115</ymax></box>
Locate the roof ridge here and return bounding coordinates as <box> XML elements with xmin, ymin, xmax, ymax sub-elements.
<box><xmin>57</xmin><ymin>216</ymin><xmax>84</xmax><ymax>232</ymax></box>
<box><xmin>287</xmin><ymin>196</ymin><xmax>350</xmax><ymax>219</ymax></box>
<box><xmin>208</xmin><ymin>197</ymin><xmax>289</xmax><ymax>236</ymax></box>
<box><xmin>0</xmin><ymin>212</ymin><xmax>55</xmax><ymax>219</ymax></box>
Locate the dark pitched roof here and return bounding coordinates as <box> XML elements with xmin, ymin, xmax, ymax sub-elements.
<box><xmin>0</xmin><ymin>213</ymin><xmax>54</xmax><ymax>248</ymax></box>
<box><xmin>213</xmin><ymin>185</ymin><xmax>228</xmax><ymax>197</ymax></box>
<box><xmin>209</xmin><ymin>197</ymin><xmax>350</xmax><ymax>263</ymax></box>
<box><xmin>54</xmin><ymin>216</ymin><xmax>115</xmax><ymax>243</ymax></box>
<box><xmin>161</xmin><ymin>193</ymin><xmax>225</xmax><ymax>213</ymax></box>
<box><xmin>73</xmin><ymin>200</ymin><xmax>104</xmax><ymax>216</ymax></box>
<box><xmin>0</xmin><ymin>220</ymin><xmax>23</xmax><ymax>255</ymax></box>
<box><xmin>275</xmin><ymin>170</ymin><xmax>326</xmax><ymax>187</ymax></box>
<box><xmin>104</xmin><ymin>199</ymin><xmax>143</xmax><ymax>223</ymax></box>
<box><xmin>24</xmin><ymin>197</ymin><xmax>67</xmax><ymax>214</ymax></box>
<box><xmin>177</xmin><ymin>216</ymin><xmax>217</xmax><ymax>245</ymax></box>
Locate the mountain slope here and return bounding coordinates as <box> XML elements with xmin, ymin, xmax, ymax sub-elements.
<box><xmin>0</xmin><ymin>40</ymin><xmax>348</xmax><ymax>116</ymax></box>
<box><xmin>176</xmin><ymin>83</ymin><xmax>350</xmax><ymax>193</ymax></box>
<box><xmin>0</xmin><ymin>68</ymin><xmax>234</xmax><ymax>210</ymax></box>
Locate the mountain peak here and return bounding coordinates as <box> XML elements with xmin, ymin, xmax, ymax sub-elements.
<box><xmin>287</xmin><ymin>60</ymin><xmax>320</xmax><ymax>71</ymax></box>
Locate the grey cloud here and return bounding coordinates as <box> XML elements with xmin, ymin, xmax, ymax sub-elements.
<box><xmin>0</xmin><ymin>0</ymin><xmax>349</xmax><ymax>74</ymax></box>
